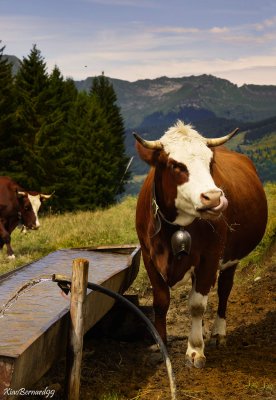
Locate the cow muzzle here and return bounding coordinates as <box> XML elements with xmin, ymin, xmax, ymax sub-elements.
<box><xmin>23</xmin><ymin>226</ymin><xmax>38</xmax><ymax>231</ymax></box>
<box><xmin>28</xmin><ymin>222</ymin><xmax>40</xmax><ymax>230</ymax></box>
<box><xmin>197</xmin><ymin>191</ymin><xmax>228</xmax><ymax>216</ymax></box>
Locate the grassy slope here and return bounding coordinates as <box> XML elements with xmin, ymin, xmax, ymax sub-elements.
<box><xmin>0</xmin><ymin>185</ymin><xmax>275</xmax><ymax>277</ymax></box>
<box><xmin>0</xmin><ymin>197</ymin><xmax>138</xmax><ymax>275</ymax></box>
<box><xmin>239</xmin><ymin>182</ymin><xmax>276</xmax><ymax>270</ymax></box>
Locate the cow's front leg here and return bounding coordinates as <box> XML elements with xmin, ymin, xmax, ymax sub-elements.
<box><xmin>152</xmin><ymin>279</ymin><xmax>170</xmax><ymax>343</ymax></box>
<box><xmin>0</xmin><ymin>222</ymin><xmax>14</xmax><ymax>259</ymax></box>
<box><xmin>185</xmin><ymin>284</ymin><xmax>208</xmax><ymax>368</ymax></box>
<box><xmin>6</xmin><ymin>241</ymin><xmax>15</xmax><ymax>259</ymax></box>
<box><xmin>142</xmin><ymin>249</ymin><xmax>170</xmax><ymax>343</ymax></box>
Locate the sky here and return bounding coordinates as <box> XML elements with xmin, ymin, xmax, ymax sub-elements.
<box><xmin>1</xmin><ymin>0</ymin><xmax>276</xmax><ymax>86</ymax></box>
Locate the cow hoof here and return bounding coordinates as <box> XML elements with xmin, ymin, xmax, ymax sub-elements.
<box><xmin>8</xmin><ymin>254</ymin><xmax>15</xmax><ymax>260</ymax></box>
<box><xmin>217</xmin><ymin>335</ymin><xmax>227</xmax><ymax>347</ymax></box>
<box><xmin>210</xmin><ymin>334</ymin><xmax>227</xmax><ymax>348</ymax></box>
<box><xmin>185</xmin><ymin>353</ymin><xmax>206</xmax><ymax>369</ymax></box>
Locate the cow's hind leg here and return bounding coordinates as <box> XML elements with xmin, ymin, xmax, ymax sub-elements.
<box><xmin>211</xmin><ymin>263</ymin><xmax>238</xmax><ymax>346</ymax></box>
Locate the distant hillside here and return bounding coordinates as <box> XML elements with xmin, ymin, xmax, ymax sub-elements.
<box><xmin>75</xmin><ymin>74</ymin><xmax>276</xmax><ymax>129</ymax></box>
<box><xmin>3</xmin><ymin>54</ymin><xmax>21</xmax><ymax>75</ymax></box>
<box><xmin>237</xmin><ymin>117</ymin><xmax>276</xmax><ymax>182</ymax></box>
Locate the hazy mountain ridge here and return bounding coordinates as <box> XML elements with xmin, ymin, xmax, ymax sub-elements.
<box><xmin>6</xmin><ymin>55</ymin><xmax>276</xmax><ymax>129</ymax></box>
<box><xmin>75</xmin><ymin>74</ymin><xmax>276</xmax><ymax>129</ymax></box>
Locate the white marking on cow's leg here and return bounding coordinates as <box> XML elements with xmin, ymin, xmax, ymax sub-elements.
<box><xmin>212</xmin><ymin>315</ymin><xmax>226</xmax><ymax>336</ymax></box>
<box><xmin>185</xmin><ymin>287</ymin><xmax>208</xmax><ymax>368</ymax></box>
<box><xmin>211</xmin><ymin>315</ymin><xmax>226</xmax><ymax>346</ymax></box>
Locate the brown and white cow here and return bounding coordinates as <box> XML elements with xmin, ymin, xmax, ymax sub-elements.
<box><xmin>0</xmin><ymin>176</ymin><xmax>52</xmax><ymax>258</ymax></box>
<box><xmin>134</xmin><ymin>120</ymin><xmax>267</xmax><ymax>368</ymax></box>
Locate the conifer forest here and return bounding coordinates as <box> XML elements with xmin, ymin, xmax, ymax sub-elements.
<box><xmin>0</xmin><ymin>42</ymin><xmax>129</xmax><ymax>211</ymax></box>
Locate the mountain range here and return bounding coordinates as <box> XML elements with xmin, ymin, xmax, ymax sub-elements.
<box><xmin>5</xmin><ymin>55</ymin><xmax>276</xmax><ymax>189</ymax></box>
<box><xmin>75</xmin><ymin>74</ymin><xmax>276</xmax><ymax>129</ymax></box>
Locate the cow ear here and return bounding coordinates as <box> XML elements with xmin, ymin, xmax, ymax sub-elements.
<box><xmin>135</xmin><ymin>141</ymin><xmax>162</xmax><ymax>166</ymax></box>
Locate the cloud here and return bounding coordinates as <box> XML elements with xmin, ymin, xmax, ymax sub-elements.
<box><xmin>210</xmin><ymin>27</ymin><xmax>229</xmax><ymax>33</ymax></box>
<box><xmin>152</xmin><ymin>27</ymin><xmax>200</xmax><ymax>34</ymax></box>
<box><xmin>215</xmin><ymin>66</ymin><xmax>276</xmax><ymax>86</ymax></box>
<box><xmin>1</xmin><ymin>12</ymin><xmax>276</xmax><ymax>85</ymax></box>
<box><xmin>254</xmin><ymin>16</ymin><xmax>276</xmax><ymax>30</ymax></box>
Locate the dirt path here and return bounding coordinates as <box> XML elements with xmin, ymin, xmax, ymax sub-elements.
<box><xmin>39</xmin><ymin>250</ymin><xmax>276</xmax><ymax>400</ymax></box>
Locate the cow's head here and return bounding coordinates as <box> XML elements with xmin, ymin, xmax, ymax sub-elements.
<box><xmin>134</xmin><ymin>120</ymin><xmax>238</xmax><ymax>226</ymax></box>
<box><xmin>17</xmin><ymin>191</ymin><xmax>52</xmax><ymax>230</ymax></box>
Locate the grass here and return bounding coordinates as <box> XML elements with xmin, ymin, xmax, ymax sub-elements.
<box><xmin>0</xmin><ymin>184</ymin><xmax>275</xmax><ymax>278</ymax></box>
<box><xmin>100</xmin><ymin>394</ymin><xmax>122</xmax><ymax>400</ymax></box>
<box><xmin>245</xmin><ymin>379</ymin><xmax>274</xmax><ymax>395</ymax></box>
<box><xmin>239</xmin><ymin>182</ymin><xmax>276</xmax><ymax>272</ymax></box>
<box><xmin>0</xmin><ymin>196</ymin><xmax>138</xmax><ymax>275</ymax></box>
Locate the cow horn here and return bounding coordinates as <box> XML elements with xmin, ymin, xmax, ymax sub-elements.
<box><xmin>133</xmin><ymin>132</ymin><xmax>163</xmax><ymax>150</ymax></box>
<box><xmin>40</xmin><ymin>192</ymin><xmax>54</xmax><ymax>200</ymax></box>
<box><xmin>17</xmin><ymin>191</ymin><xmax>27</xmax><ymax>197</ymax></box>
<box><xmin>206</xmin><ymin>128</ymin><xmax>239</xmax><ymax>147</ymax></box>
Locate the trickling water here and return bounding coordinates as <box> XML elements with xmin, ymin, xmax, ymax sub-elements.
<box><xmin>0</xmin><ymin>275</ymin><xmax>52</xmax><ymax>318</ymax></box>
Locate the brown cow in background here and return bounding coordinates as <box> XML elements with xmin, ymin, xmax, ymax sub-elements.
<box><xmin>134</xmin><ymin>120</ymin><xmax>267</xmax><ymax>368</ymax></box>
<box><xmin>0</xmin><ymin>176</ymin><xmax>52</xmax><ymax>258</ymax></box>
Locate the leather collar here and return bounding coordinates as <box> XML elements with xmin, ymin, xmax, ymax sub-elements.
<box><xmin>151</xmin><ymin>181</ymin><xmax>181</xmax><ymax>237</ymax></box>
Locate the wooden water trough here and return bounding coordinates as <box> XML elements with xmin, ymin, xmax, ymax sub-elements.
<box><xmin>0</xmin><ymin>245</ymin><xmax>141</xmax><ymax>399</ymax></box>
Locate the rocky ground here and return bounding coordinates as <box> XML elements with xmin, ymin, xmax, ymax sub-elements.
<box><xmin>36</xmin><ymin>248</ymin><xmax>275</xmax><ymax>400</ymax></box>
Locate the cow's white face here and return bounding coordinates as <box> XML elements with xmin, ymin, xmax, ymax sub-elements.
<box><xmin>27</xmin><ymin>194</ymin><xmax>42</xmax><ymax>228</ymax></box>
<box><xmin>160</xmin><ymin>122</ymin><xmax>227</xmax><ymax>226</ymax></box>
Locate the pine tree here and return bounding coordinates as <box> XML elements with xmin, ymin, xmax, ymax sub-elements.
<box><xmin>14</xmin><ymin>44</ymin><xmax>49</xmax><ymax>189</ymax></box>
<box><xmin>90</xmin><ymin>73</ymin><xmax>130</xmax><ymax>198</ymax></box>
<box><xmin>0</xmin><ymin>42</ymin><xmax>19</xmax><ymax>177</ymax></box>
<box><xmin>67</xmin><ymin>92</ymin><xmax>114</xmax><ymax>209</ymax></box>
<box><xmin>40</xmin><ymin>66</ymin><xmax>79</xmax><ymax>210</ymax></box>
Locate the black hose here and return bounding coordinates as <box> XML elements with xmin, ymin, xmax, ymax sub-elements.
<box><xmin>53</xmin><ymin>275</ymin><xmax>177</xmax><ymax>400</ymax></box>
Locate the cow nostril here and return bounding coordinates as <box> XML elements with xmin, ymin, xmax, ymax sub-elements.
<box><xmin>201</xmin><ymin>193</ymin><xmax>210</xmax><ymax>201</ymax></box>
<box><xmin>200</xmin><ymin>191</ymin><xmax>221</xmax><ymax>207</ymax></box>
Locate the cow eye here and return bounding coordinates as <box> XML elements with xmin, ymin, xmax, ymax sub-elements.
<box><xmin>24</xmin><ymin>206</ymin><xmax>30</xmax><ymax>211</ymax></box>
<box><xmin>171</xmin><ymin>162</ymin><xmax>187</xmax><ymax>173</ymax></box>
<box><xmin>171</xmin><ymin>162</ymin><xmax>179</xmax><ymax>170</ymax></box>
<box><xmin>178</xmin><ymin>164</ymin><xmax>188</xmax><ymax>173</ymax></box>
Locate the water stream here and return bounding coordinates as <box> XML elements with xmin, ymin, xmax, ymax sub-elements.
<box><xmin>0</xmin><ymin>275</ymin><xmax>52</xmax><ymax>318</ymax></box>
